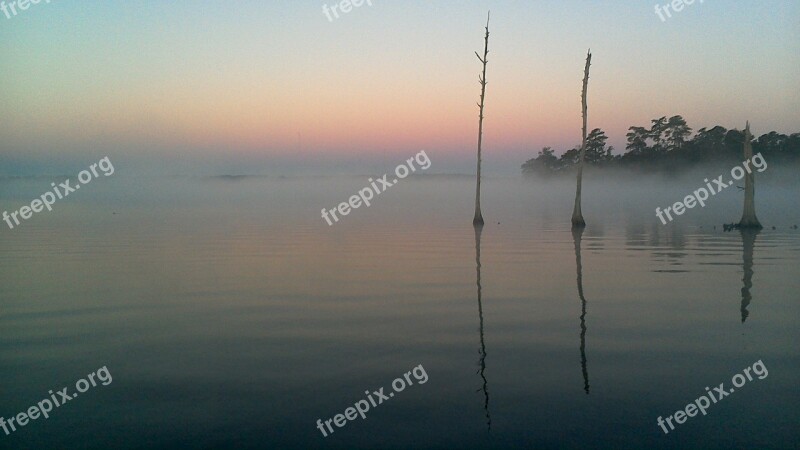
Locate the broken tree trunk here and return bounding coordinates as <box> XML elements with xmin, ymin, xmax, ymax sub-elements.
<box><xmin>571</xmin><ymin>50</ymin><xmax>592</xmax><ymax>228</ymax></box>
<box><xmin>738</xmin><ymin>121</ymin><xmax>762</xmax><ymax>229</ymax></box>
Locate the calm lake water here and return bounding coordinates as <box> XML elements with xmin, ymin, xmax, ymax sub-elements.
<box><xmin>1</xmin><ymin>174</ymin><xmax>798</xmax><ymax>449</ymax></box>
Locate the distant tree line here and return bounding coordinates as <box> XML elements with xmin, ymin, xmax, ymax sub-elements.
<box><xmin>522</xmin><ymin>115</ymin><xmax>800</xmax><ymax>175</ymax></box>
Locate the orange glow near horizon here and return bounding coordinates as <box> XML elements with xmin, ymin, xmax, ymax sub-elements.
<box><xmin>2</xmin><ymin>1</ymin><xmax>797</xmax><ymax>164</ymax></box>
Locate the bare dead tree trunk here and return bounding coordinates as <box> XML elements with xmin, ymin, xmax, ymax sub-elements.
<box><xmin>571</xmin><ymin>50</ymin><xmax>592</xmax><ymax>228</ymax></box>
<box><xmin>473</xmin><ymin>12</ymin><xmax>490</xmax><ymax>226</ymax></box>
<box><xmin>738</xmin><ymin>121</ymin><xmax>762</xmax><ymax>229</ymax></box>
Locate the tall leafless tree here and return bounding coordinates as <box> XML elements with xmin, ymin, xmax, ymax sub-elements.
<box><xmin>473</xmin><ymin>12</ymin><xmax>490</xmax><ymax>226</ymax></box>
<box><xmin>571</xmin><ymin>50</ymin><xmax>592</xmax><ymax>228</ymax></box>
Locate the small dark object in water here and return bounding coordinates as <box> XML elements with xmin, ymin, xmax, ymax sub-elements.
<box><xmin>723</xmin><ymin>222</ymin><xmax>763</xmax><ymax>232</ymax></box>
<box><xmin>723</xmin><ymin>222</ymin><xmax>752</xmax><ymax>232</ymax></box>
<box><xmin>772</xmin><ymin>226</ymin><xmax>776</xmax><ymax>230</ymax></box>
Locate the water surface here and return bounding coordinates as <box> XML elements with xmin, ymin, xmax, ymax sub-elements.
<box><xmin>1</xmin><ymin>175</ymin><xmax>798</xmax><ymax>449</ymax></box>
